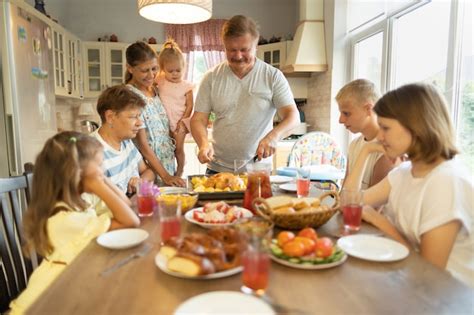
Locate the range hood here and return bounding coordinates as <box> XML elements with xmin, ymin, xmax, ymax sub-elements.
<box><xmin>282</xmin><ymin>0</ymin><xmax>328</xmax><ymax>73</ymax></box>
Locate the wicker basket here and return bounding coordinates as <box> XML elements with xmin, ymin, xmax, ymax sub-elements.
<box><xmin>253</xmin><ymin>191</ymin><xmax>340</xmax><ymax>230</ymax></box>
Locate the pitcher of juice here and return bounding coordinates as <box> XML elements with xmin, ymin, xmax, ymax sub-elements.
<box><xmin>243</xmin><ymin>162</ymin><xmax>272</xmax><ymax>213</ymax></box>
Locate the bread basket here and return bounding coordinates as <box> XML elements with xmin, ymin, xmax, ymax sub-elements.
<box><xmin>252</xmin><ymin>191</ymin><xmax>340</xmax><ymax>230</ymax></box>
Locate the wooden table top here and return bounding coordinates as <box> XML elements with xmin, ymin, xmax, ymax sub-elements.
<box><xmin>26</xmin><ymin>207</ymin><xmax>473</xmax><ymax>315</ymax></box>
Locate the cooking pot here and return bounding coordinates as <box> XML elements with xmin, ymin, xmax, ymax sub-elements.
<box><xmin>80</xmin><ymin>120</ymin><xmax>99</xmax><ymax>134</ymax></box>
<box><xmin>290</xmin><ymin>122</ymin><xmax>309</xmax><ymax>135</ymax></box>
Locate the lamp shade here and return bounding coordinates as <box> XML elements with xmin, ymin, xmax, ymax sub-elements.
<box><xmin>78</xmin><ymin>102</ymin><xmax>95</xmax><ymax>116</ymax></box>
<box><xmin>137</xmin><ymin>0</ymin><xmax>212</xmax><ymax>24</ymax></box>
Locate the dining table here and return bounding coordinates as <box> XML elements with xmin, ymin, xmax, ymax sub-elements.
<box><xmin>26</xmin><ymin>187</ymin><xmax>474</xmax><ymax>315</ymax></box>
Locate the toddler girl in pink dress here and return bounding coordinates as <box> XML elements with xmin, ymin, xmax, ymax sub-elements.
<box><xmin>156</xmin><ymin>39</ymin><xmax>194</xmax><ymax>177</ymax></box>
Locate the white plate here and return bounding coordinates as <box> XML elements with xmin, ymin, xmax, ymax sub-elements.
<box><xmin>270</xmin><ymin>251</ymin><xmax>347</xmax><ymax>270</ymax></box>
<box><xmin>97</xmin><ymin>228</ymin><xmax>149</xmax><ymax>250</ymax></box>
<box><xmin>155</xmin><ymin>254</ymin><xmax>243</xmax><ymax>280</ymax></box>
<box><xmin>279</xmin><ymin>183</ymin><xmax>297</xmax><ymax>192</ymax></box>
<box><xmin>174</xmin><ymin>291</ymin><xmax>275</xmax><ymax>315</ymax></box>
<box><xmin>270</xmin><ymin>175</ymin><xmax>293</xmax><ymax>184</ymax></box>
<box><xmin>184</xmin><ymin>207</ymin><xmax>253</xmax><ymax>229</ymax></box>
<box><xmin>337</xmin><ymin>234</ymin><xmax>409</xmax><ymax>262</ymax></box>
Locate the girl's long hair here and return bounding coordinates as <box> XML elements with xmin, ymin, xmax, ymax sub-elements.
<box><xmin>23</xmin><ymin>131</ymin><xmax>102</xmax><ymax>257</ymax></box>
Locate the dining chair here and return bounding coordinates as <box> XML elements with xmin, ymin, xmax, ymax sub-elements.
<box><xmin>0</xmin><ymin>175</ymin><xmax>38</xmax><ymax>312</ymax></box>
<box><xmin>287</xmin><ymin>131</ymin><xmax>347</xmax><ymax>188</ymax></box>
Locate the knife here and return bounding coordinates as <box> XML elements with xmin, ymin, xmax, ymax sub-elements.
<box><xmin>100</xmin><ymin>243</ymin><xmax>151</xmax><ymax>277</ymax></box>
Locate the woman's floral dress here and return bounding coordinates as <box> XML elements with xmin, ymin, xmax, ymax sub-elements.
<box><xmin>128</xmin><ymin>84</ymin><xmax>176</xmax><ymax>176</ymax></box>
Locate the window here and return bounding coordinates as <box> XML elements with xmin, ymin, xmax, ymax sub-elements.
<box><xmin>391</xmin><ymin>1</ymin><xmax>450</xmax><ymax>91</ymax></box>
<box><xmin>455</xmin><ymin>0</ymin><xmax>474</xmax><ymax>171</ymax></box>
<box><xmin>348</xmin><ymin>0</ymin><xmax>473</xmax><ymax>172</ymax></box>
<box><xmin>352</xmin><ymin>31</ymin><xmax>384</xmax><ymax>90</ymax></box>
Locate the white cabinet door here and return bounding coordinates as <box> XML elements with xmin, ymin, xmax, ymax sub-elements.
<box><xmin>83</xmin><ymin>42</ymin><xmax>129</xmax><ymax>98</ymax></box>
<box><xmin>257</xmin><ymin>41</ymin><xmax>292</xmax><ymax>69</ymax></box>
<box><xmin>83</xmin><ymin>42</ymin><xmax>105</xmax><ymax>98</ymax></box>
<box><xmin>104</xmin><ymin>42</ymin><xmax>128</xmax><ymax>87</ymax></box>
<box><xmin>66</xmin><ymin>34</ymin><xmax>83</xmax><ymax>98</ymax></box>
<box><xmin>52</xmin><ymin>27</ymin><xmax>67</xmax><ymax>96</ymax></box>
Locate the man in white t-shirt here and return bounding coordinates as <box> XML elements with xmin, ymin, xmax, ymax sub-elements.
<box><xmin>336</xmin><ymin>79</ymin><xmax>396</xmax><ymax>189</ymax></box>
<box><xmin>191</xmin><ymin>15</ymin><xmax>300</xmax><ymax>173</ymax></box>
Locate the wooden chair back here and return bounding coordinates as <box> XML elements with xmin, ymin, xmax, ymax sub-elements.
<box><xmin>0</xmin><ymin>174</ymin><xmax>38</xmax><ymax>312</ymax></box>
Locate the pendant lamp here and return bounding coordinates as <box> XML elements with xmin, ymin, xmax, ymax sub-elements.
<box><xmin>138</xmin><ymin>0</ymin><xmax>212</xmax><ymax>24</ymax></box>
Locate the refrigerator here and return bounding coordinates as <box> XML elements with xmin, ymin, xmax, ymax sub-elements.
<box><xmin>0</xmin><ymin>0</ymin><xmax>57</xmax><ymax>177</ymax></box>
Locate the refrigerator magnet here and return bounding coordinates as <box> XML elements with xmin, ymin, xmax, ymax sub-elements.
<box><xmin>33</xmin><ymin>38</ymin><xmax>41</xmax><ymax>54</ymax></box>
<box><xmin>31</xmin><ymin>67</ymin><xmax>48</xmax><ymax>79</ymax></box>
<box><xmin>18</xmin><ymin>26</ymin><xmax>27</xmax><ymax>43</ymax></box>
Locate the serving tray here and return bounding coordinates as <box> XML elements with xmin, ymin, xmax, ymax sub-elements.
<box><xmin>187</xmin><ymin>175</ymin><xmax>245</xmax><ymax>200</ymax></box>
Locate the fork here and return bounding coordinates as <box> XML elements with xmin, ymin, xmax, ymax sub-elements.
<box><xmin>100</xmin><ymin>243</ymin><xmax>152</xmax><ymax>277</ymax></box>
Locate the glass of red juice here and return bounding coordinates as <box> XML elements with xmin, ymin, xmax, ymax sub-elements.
<box><xmin>137</xmin><ymin>179</ymin><xmax>157</xmax><ymax>217</ymax></box>
<box><xmin>341</xmin><ymin>189</ymin><xmax>363</xmax><ymax>232</ymax></box>
<box><xmin>158</xmin><ymin>199</ymin><xmax>182</xmax><ymax>243</ymax></box>
<box><xmin>236</xmin><ymin>217</ymin><xmax>274</xmax><ymax>296</ymax></box>
<box><xmin>296</xmin><ymin>167</ymin><xmax>311</xmax><ymax>198</ymax></box>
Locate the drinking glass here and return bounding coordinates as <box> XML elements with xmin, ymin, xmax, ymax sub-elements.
<box><xmin>235</xmin><ymin>217</ymin><xmax>274</xmax><ymax>297</ymax></box>
<box><xmin>340</xmin><ymin>189</ymin><xmax>363</xmax><ymax>232</ymax></box>
<box><xmin>136</xmin><ymin>179</ymin><xmax>157</xmax><ymax>217</ymax></box>
<box><xmin>296</xmin><ymin>167</ymin><xmax>311</xmax><ymax>198</ymax></box>
<box><xmin>158</xmin><ymin>199</ymin><xmax>182</xmax><ymax>243</ymax></box>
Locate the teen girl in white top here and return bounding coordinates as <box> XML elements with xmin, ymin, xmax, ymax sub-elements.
<box><xmin>345</xmin><ymin>83</ymin><xmax>473</xmax><ymax>287</ymax></box>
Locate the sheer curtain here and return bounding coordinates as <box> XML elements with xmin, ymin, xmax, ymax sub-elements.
<box><xmin>165</xmin><ymin>19</ymin><xmax>227</xmax><ymax>82</ymax></box>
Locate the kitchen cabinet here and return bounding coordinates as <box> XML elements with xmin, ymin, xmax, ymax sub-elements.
<box><xmin>51</xmin><ymin>26</ymin><xmax>67</xmax><ymax>96</ymax></box>
<box><xmin>65</xmin><ymin>33</ymin><xmax>83</xmax><ymax>98</ymax></box>
<box><xmin>83</xmin><ymin>42</ymin><xmax>129</xmax><ymax>98</ymax></box>
<box><xmin>51</xmin><ymin>25</ymin><xmax>83</xmax><ymax>98</ymax></box>
<box><xmin>257</xmin><ymin>41</ymin><xmax>292</xmax><ymax>69</ymax></box>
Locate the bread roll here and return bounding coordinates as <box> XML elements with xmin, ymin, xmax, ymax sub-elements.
<box><xmin>293</xmin><ymin>199</ymin><xmax>311</xmax><ymax>210</ymax></box>
<box><xmin>274</xmin><ymin>206</ymin><xmax>296</xmax><ymax>214</ymax></box>
<box><xmin>167</xmin><ymin>252</ymin><xmax>215</xmax><ymax>276</ymax></box>
<box><xmin>265</xmin><ymin>196</ymin><xmax>294</xmax><ymax>210</ymax></box>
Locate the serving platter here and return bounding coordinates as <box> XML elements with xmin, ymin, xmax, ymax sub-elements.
<box><xmin>155</xmin><ymin>253</ymin><xmax>242</xmax><ymax>279</ymax></box>
<box><xmin>270</xmin><ymin>242</ymin><xmax>347</xmax><ymax>270</ymax></box>
<box><xmin>184</xmin><ymin>207</ymin><xmax>253</xmax><ymax>229</ymax></box>
<box><xmin>187</xmin><ymin>175</ymin><xmax>245</xmax><ymax>200</ymax></box>
<box><xmin>270</xmin><ymin>252</ymin><xmax>347</xmax><ymax>270</ymax></box>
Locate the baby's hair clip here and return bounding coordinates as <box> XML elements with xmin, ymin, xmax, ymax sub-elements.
<box><xmin>69</xmin><ymin>137</ymin><xmax>77</xmax><ymax>143</ymax></box>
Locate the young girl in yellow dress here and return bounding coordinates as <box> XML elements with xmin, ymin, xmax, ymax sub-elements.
<box><xmin>9</xmin><ymin>131</ymin><xmax>139</xmax><ymax>314</ymax></box>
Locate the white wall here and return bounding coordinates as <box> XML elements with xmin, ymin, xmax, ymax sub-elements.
<box><xmin>26</xmin><ymin>0</ymin><xmax>298</xmax><ymax>43</ymax></box>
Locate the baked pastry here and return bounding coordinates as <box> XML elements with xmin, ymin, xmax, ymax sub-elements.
<box><xmin>167</xmin><ymin>252</ymin><xmax>215</xmax><ymax>276</ymax></box>
<box><xmin>160</xmin><ymin>228</ymin><xmax>243</xmax><ymax>275</ymax></box>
